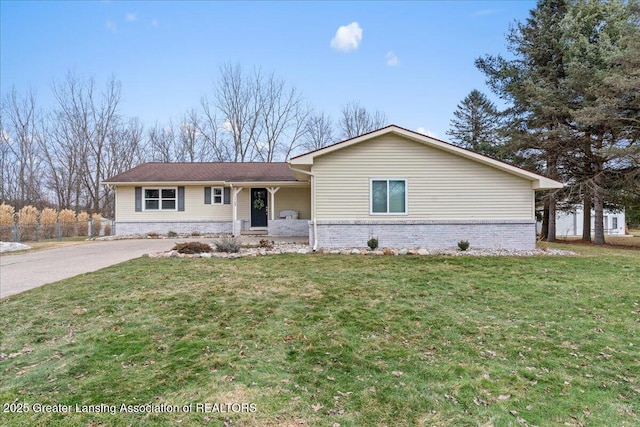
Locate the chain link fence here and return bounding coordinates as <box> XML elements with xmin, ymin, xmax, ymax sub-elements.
<box><xmin>0</xmin><ymin>219</ymin><xmax>113</xmax><ymax>243</ymax></box>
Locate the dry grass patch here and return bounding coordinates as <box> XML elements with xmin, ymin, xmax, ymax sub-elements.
<box><xmin>17</xmin><ymin>205</ymin><xmax>38</xmax><ymax>241</ymax></box>
<box><xmin>39</xmin><ymin>208</ymin><xmax>58</xmax><ymax>239</ymax></box>
<box><xmin>91</xmin><ymin>213</ymin><xmax>102</xmax><ymax>236</ymax></box>
<box><xmin>0</xmin><ymin>202</ymin><xmax>15</xmax><ymax>241</ymax></box>
<box><xmin>76</xmin><ymin>211</ymin><xmax>89</xmax><ymax>236</ymax></box>
<box><xmin>58</xmin><ymin>209</ymin><xmax>76</xmax><ymax>237</ymax></box>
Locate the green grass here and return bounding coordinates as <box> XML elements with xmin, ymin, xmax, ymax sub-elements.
<box><xmin>1</xmin><ymin>245</ymin><xmax>639</xmax><ymax>426</ymax></box>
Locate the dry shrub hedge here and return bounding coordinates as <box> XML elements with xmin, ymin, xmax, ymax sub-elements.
<box><xmin>18</xmin><ymin>205</ymin><xmax>39</xmax><ymax>241</ymax></box>
<box><xmin>104</xmin><ymin>221</ymin><xmax>112</xmax><ymax>236</ymax></box>
<box><xmin>77</xmin><ymin>212</ymin><xmax>89</xmax><ymax>236</ymax></box>
<box><xmin>58</xmin><ymin>209</ymin><xmax>76</xmax><ymax>237</ymax></box>
<box><xmin>0</xmin><ymin>203</ymin><xmax>15</xmax><ymax>241</ymax></box>
<box><xmin>40</xmin><ymin>208</ymin><xmax>58</xmax><ymax>239</ymax></box>
<box><xmin>172</xmin><ymin>241</ymin><xmax>213</xmax><ymax>254</ymax></box>
<box><xmin>214</xmin><ymin>236</ymin><xmax>241</xmax><ymax>253</ymax></box>
<box><xmin>91</xmin><ymin>213</ymin><xmax>102</xmax><ymax>237</ymax></box>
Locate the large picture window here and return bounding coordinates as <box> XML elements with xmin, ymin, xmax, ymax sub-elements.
<box><xmin>370</xmin><ymin>179</ymin><xmax>407</xmax><ymax>215</ymax></box>
<box><xmin>144</xmin><ymin>187</ymin><xmax>177</xmax><ymax>211</ymax></box>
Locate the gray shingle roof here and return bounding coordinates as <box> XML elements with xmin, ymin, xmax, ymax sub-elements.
<box><xmin>103</xmin><ymin>162</ymin><xmax>297</xmax><ymax>183</ymax></box>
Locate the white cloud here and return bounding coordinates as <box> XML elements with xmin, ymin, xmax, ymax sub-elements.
<box><xmin>106</xmin><ymin>20</ymin><xmax>117</xmax><ymax>32</ymax></box>
<box><xmin>473</xmin><ymin>9</ymin><xmax>498</xmax><ymax>17</ymax></box>
<box><xmin>151</xmin><ymin>18</ymin><xmax>159</xmax><ymax>27</ymax></box>
<box><xmin>125</xmin><ymin>13</ymin><xmax>137</xmax><ymax>22</ymax></box>
<box><xmin>330</xmin><ymin>22</ymin><xmax>363</xmax><ymax>52</ymax></box>
<box><xmin>220</xmin><ymin>119</ymin><xmax>233</xmax><ymax>134</ymax></box>
<box><xmin>417</xmin><ymin>127</ymin><xmax>438</xmax><ymax>138</ymax></box>
<box><xmin>385</xmin><ymin>51</ymin><xmax>398</xmax><ymax>67</ymax></box>
<box><xmin>1</xmin><ymin>129</ymin><xmax>11</xmax><ymax>144</ymax></box>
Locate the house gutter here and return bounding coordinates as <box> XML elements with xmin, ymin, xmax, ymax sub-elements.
<box><xmin>289</xmin><ymin>167</ymin><xmax>318</xmax><ymax>252</ymax></box>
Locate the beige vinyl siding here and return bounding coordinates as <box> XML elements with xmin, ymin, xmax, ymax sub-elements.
<box><xmin>237</xmin><ymin>190</ymin><xmax>250</xmax><ymax>221</ymax></box>
<box><xmin>116</xmin><ymin>186</ymin><xmax>232</xmax><ymax>221</ymax></box>
<box><xmin>273</xmin><ymin>187</ymin><xmax>311</xmax><ymax>219</ymax></box>
<box><xmin>234</xmin><ymin>187</ymin><xmax>311</xmax><ymax>221</ymax></box>
<box><xmin>313</xmin><ymin>134</ymin><xmax>533</xmax><ymax>220</ymax></box>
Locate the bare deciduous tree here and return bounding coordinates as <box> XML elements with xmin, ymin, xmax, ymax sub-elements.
<box><xmin>258</xmin><ymin>74</ymin><xmax>309</xmax><ymax>161</ymax></box>
<box><xmin>1</xmin><ymin>87</ymin><xmax>44</xmax><ymax>208</ymax></box>
<box><xmin>214</xmin><ymin>63</ymin><xmax>264</xmax><ymax>162</ymax></box>
<box><xmin>101</xmin><ymin>117</ymin><xmax>146</xmax><ymax>216</ymax></box>
<box><xmin>206</xmin><ymin>63</ymin><xmax>310</xmax><ymax>162</ymax></box>
<box><xmin>339</xmin><ymin>101</ymin><xmax>387</xmax><ymax>139</ymax></box>
<box><xmin>197</xmin><ymin>96</ymin><xmax>233</xmax><ymax>161</ymax></box>
<box><xmin>148</xmin><ymin>121</ymin><xmax>177</xmax><ymax>163</ymax></box>
<box><xmin>302</xmin><ymin>111</ymin><xmax>335</xmax><ymax>151</ymax></box>
<box><xmin>44</xmin><ymin>72</ymin><xmax>139</xmax><ymax>215</ymax></box>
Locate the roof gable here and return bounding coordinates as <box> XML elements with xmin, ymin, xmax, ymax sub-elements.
<box><xmin>290</xmin><ymin>125</ymin><xmax>563</xmax><ymax>190</ymax></box>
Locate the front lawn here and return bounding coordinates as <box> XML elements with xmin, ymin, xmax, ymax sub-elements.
<box><xmin>1</xmin><ymin>245</ymin><xmax>638</xmax><ymax>426</ymax></box>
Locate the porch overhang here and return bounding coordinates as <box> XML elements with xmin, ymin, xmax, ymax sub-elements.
<box><xmin>227</xmin><ymin>181</ymin><xmax>309</xmax><ymax>187</ymax></box>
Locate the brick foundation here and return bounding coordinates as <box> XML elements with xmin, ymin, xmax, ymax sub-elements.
<box><xmin>115</xmin><ymin>221</ymin><xmax>232</xmax><ymax>236</ymax></box>
<box><xmin>268</xmin><ymin>219</ymin><xmax>310</xmax><ymax>237</ymax></box>
<box><xmin>311</xmin><ymin>220</ymin><xmax>536</xmax><ymax>250</ymax></box>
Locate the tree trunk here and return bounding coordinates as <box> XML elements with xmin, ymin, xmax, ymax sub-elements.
<box><xmin>546</xmin><ymin>153</ymin><xmax>558</xmax><ymax>242</ymax></box>
<box><xmin>541</xmin><ymin>201</ymin><xmax>549</xmax><ymax>240</ymax></box>
<box><xmin>548</xmin><ymin>196</ymin><xmax>557</xmax><ymax>242</ymax></box>
<box><xmin>593</xmin><ymin>189</ymin><xmax>605</xmax><ymax>244</ymax></box>
<box><xmin>593</xmin><ymin>135</ymin><xmax>605</xmax><ymax>245</ymax></box>
<box><xmin>582</xmin><ymin>193</ymin><xmax>592</xmax><ymax>241</ymax></box>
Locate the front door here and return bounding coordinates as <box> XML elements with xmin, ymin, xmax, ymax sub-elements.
<box><xmin>251</xmin><ymin>188</ymin><xmax>268</xmax><ymax>228</ymax></box>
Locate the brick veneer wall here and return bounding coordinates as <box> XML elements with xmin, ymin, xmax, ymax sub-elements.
<box><xmin>268</xmin><ymin>219</ymin><xmax>310</xmax><ymax>237</ymax></box>
<box><xmin>310</xmin><ymin>220</ymin><xmax>536</xmax><ymax>250</ymax></box>
<box><xmin>115</xmin><ymin>221</ymin><xmax>232</xmax><ymax>236</ymax></box>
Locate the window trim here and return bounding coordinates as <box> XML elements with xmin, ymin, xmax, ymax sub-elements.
<box><xmin>212</xmin><ymin>187</ymin><xmax>223</xmax><ymax>205</ymax></box>
<box><xmin>142</xmin><ymin>186</ymin><xmax>178</xmax><ymax>212</ymax></box>
<box><xmin>369</xmin><ymin>178</ymin><xmax>408</xmax><ymax>216</ymax></box>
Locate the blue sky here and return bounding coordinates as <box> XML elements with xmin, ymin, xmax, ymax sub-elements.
<box><xmin>1</xmin><ymin>0</ymin><xmax>536</xmax><ymax>140</ymax></box>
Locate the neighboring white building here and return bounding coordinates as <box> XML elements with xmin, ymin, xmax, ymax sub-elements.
<box><xmin>537</xmin><ymin>206</ymin><xmax>626</xmax><ymax>237</ymax></box>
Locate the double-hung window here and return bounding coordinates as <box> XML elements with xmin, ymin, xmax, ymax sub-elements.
<box><xmin>370</xmin><ymin>179</ymin><xmax>407</xmax><ymax>215</ymax></box>
<box><xmin>212</xmin><ymin>187</ymin><xmax>223</xmax><ymax>204</ymax></box>
<box><xmin>144</xmin><ymin>187</ymin><xmax>177</xmax><ymax>211</ymax></box>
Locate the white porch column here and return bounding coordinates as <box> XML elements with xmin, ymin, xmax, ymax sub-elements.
<box><xmin>232</xmin><ymin>187</ymin><xmax>243</xmax><ymax>237</ymax></box>
<box><xmin>266</xmin><ymin>187</ymin><xmax>280</xmax><ymax>221</ymax></box>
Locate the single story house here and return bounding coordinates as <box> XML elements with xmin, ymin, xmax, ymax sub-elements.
<box><xmin>103</xmin><ymin>125</ymin><xmax>563</xmax><ymax>250</ymax></box>
<box><xmin>536</xmin><ymin>206</ymin><xmax>626</xmax><ymax>237</ymax></box>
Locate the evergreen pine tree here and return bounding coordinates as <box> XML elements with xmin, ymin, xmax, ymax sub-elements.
<box><xmin>447</xmin><ymin>90</ymin><xmax>504</xmax><ymax>159</ymax></box>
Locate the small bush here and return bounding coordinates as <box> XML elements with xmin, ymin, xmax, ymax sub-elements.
<box><xmin>77</xmin><ymin>212</ymin><xmax>89</xmax><ymax>236</ymax></box>
<box><xmin>103</xmin><ymin>221</ymin><xmax>112</xmax><ymax>236</ymax></box>
<box><xmin>259</xmin><ymin>239</ymin><xmax>274</xmax><ymax>249</ymax></box>
<box><xmin>58</xmin><ymin>209</ymin><xmax>76</xmax><ymax>237</ymax></box>
<box><xmin>18</xmin><ymin>205</ymin><xmax>39</xmax><ymax>241</ymax></box>
<box><xmin>91</xmin><ymin>213</ymin><xmax>102</xmax><ymax>237</ymax></box>
<box><xmin>172</xmin><ymin>241</ymin><xmax>213</xmax><ymax>254</ymax></box>
<box><xmin>190</xmin><ymin>230</ymin><xmax>201</xmax><ymax>237</ymax></box>
<box><xmin>215</xmin><ymin>235</ymin><xmax>241</xmax><ymax>253</ymax></box>
<box><xmin>147</xmin><ymin>232</ymin><xmax>160</xmax><ymax>238</ymax></box>
<box><xmin>457</xmin><ymin>240</ymin><xmax>470</xmax><ymax>251</ymax></box>
<box><xmin>367</xmin><ymin>237</ymin><xmax>379</xmax><ymax>250</ymax></box>
<box><xmin>167</xmin><ymin>230</ymin><xmax>178</xmax><ymax>238</ymax></box>
<box><xmin>40</xmin><ymin>208</ymin><xmax>58</xmax><ymax>239</ymax></box>
<box><xmin>0</xmin><ymin>203</ymin><xmax>15</xmax><ymax>241</ymax></box>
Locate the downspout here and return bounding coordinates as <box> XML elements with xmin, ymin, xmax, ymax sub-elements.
<box><xmin>289</xmin><ymin>167</ymin><xmax>318</xmax><ymax>252</ymax></box>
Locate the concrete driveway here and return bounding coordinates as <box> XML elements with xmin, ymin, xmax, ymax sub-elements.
<box><xmin>0</xmin><ymin>239</ymin><xmax>179</xmax><ymax>299</ymax></box>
